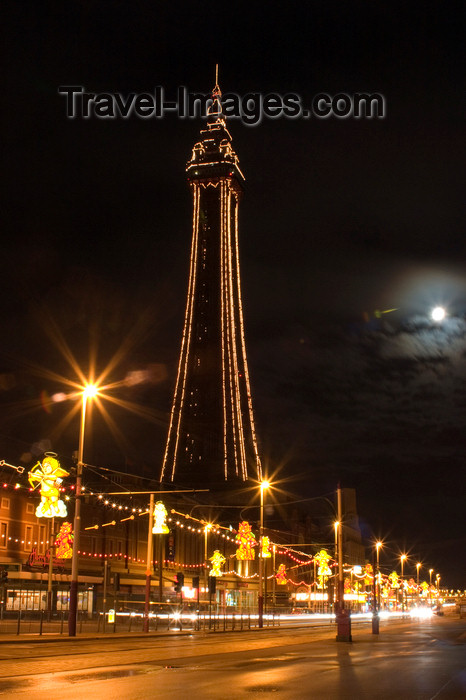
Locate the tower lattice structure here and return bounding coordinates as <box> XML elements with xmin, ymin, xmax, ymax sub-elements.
<box><xmin>160</xmin><ymin>81</ymin><xmax>262</xmax><ymax>488</ymax></box>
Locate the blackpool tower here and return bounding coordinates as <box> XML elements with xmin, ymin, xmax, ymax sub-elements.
<box><xmin>160</xmin><ymin>79</ymin><xmax>262</xmax><ymax>489</ymax></box>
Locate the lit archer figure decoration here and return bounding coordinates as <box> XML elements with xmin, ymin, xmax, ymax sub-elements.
<box><xmin>28</xmin><ymin>452</ymin><xmax>69</xmax><ymax>518</ymax></box>
<box><xmin>209</xmin><ymin>550</ymin><xmax>226</xmax><ymax>577</ymax></box>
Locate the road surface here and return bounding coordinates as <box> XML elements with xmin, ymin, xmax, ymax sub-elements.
<box><xmin>0</xmin><ymin>616</ymin><xmax>464</xmax><ymax>699</ymax></box>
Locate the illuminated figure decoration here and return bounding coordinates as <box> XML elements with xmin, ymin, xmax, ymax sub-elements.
<box><xmin>160</xmin><ymin>71</ymin><xmax>262</xmax><ymax>488</ymax></box>
<box><xmin>315</xmin><ymin>549</ymin><xmax>332</xmax><ymax>587</ymax></box>
<box><xmin>235</xmin><ymin>521</ymin><xmax>256</xmax><ymax>560</ymax></box>
<box><xmin>152</xmin><ymin>501</ymin><xmax>170</xmax><ymax>534</ymax></box>
<box><xmin>55</xmin><ymin>521</ymin><xmax>73</xmax><ymax>559</ymax></box>
<box><xmin>364</xmin><ymin>563</ymin><xmax>373</xmax><ymax>585</ymax></box>
<box><xmin>344</xmin><ymin>577</ymin><xmax>352</xmax><ymax>594</ymax></box>
<box><xmin>420</xmin><ymin>581</ymin><xmax>429</xmax><ymax>596</ymax></box>
<box><xmin>388</xmin><ymin>571</ymin><xmax>399</xmax><ymax>589</ymax></box>
<box><xmin>209</xmin><ymin>549</ymin><xmax>226</xmax><ymax>576</ymax></box>
<box><xmin>261</xmin><ymin>535</ymin><xmax>271</xmax><ymax>558</ymax></box>
<box><xmin>28</xmin><ymin>453</ymin><xmax>69</xmax><ymax>518</ymax></box>
<box><xmin>276</xmin><ymin>564</ymin><xmax>287</xmax><ymax>585</ymax></box>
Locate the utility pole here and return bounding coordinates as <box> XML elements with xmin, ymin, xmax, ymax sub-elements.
<box><xmin>335</xmin><ymin>483</ymin><xmax>352</xmax><ymax>642</ymax></box>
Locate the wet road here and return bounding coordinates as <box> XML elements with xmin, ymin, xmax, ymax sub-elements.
<box><xmin>0</xmin><ymin>616</ymin><xmax>464</xmax><ymax>699</ymax></box>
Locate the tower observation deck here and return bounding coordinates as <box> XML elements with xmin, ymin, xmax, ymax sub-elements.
<box><xmin>160</xmin><ymin>81</ymin><xmax>262</xmax><ymax>489</ymax></box>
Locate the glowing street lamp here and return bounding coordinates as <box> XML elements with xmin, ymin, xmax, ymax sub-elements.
<box><xmin>400</xmin><ymin>554</ymin><xmax>407</xmax><ymax>613</ymax></box>
<box><xmin>416</xmin><ymin>562</ymin><xmax>421</xmax><ymax>604</ymax></box>
<box><xmin>376</xmin><ymin>541</ymin><xmax>383</xmax><ymax>611</ymax></box>
<box><xmin>258</xmin><ymin>480</ymin><xmax>270</xmax><ymax>629</ymax></box>
<box><xmin>69</xmin><ymin>383</ymin><xmax>98</xmax><ymax>637</ymax></box>
<box><xmin>429</xmin><ymin>568</ymin><xmax>434</xmax><ymax>607</ymax></box>
<box><xmin>334</xmin><ymin>521</ymin><xmax>340</xmax><ymax>611</ymax></box>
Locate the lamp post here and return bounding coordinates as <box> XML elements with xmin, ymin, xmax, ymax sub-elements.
<box><xmin>143</xmin><ymin>493</ymin><xmax>155</xmax><ymax>633</ymax></box>
<box><xmin>376</xmin><ymin>542</ymin><xmax>382</xmax><ymax>611</ymax></box>
<box><xmin>335</xmin><ymin>484</ymin><xmax>351</xmax><ymax>641</ymax></box>
<box><xmin>416</xmin><ymin>562</ymin><xmax>421</xmax><ymax>605</ymax></box>
<box><xmin>372</xmin><ymin>541</ymin><xmax>382</xmax><ymax>635</ymax></box>
<box><xmin>429</xmin><ymin>568</ymin><xmax>434</xmax><ymax>608</ymax></box>
<box><xmin>68</xmin><ymin>384</ymin><xmax>97</xmax><ymax>637</ymax></box>
<box><xmin>204</xmin><ymin>523</ymin><xmax>212</xmax><ymax>604</ymax></box>
<box><xmin>400</xmin><ymin>554</ymin><xmax>407</xmax><ymax>613</ymax></box>
<box><xmin>436</xmin><ymin>574</ymin><xmax>441</xmax><ymax>606</ymax></box>
<box><xmin>258</xmin><ymin>480</ymin><xmax>270</xmax><ymax>629</ymax></box>
<box><xmin>334</xmin><ymin>521</ymin><xmax>339</xmax><ymax>614</ymax></box>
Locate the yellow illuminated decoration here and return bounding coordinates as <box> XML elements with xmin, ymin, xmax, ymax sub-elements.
<box><xmin>152</xmin><ymin>501</ymin><xmax>170</xmax><ymax>534</ymax></box>
<box><xmin>388</xmin><ymin>571</ymin><xmax>399</xmax><ymax>588</ymax></box>
<box><xmin>235</xmin><ymin>521</ymin><xmax>256</xmax><ymax>560</ymax></box>
<box><xmin>209</xmin><ymin>549</ymin><xmax>226</xmax><ymax>576</ymax></box>
<box><xmin>261</xmin><ymin>535</ymin><xmax>271</xmax><ymax>558</ymax></box>
<box><xmin>364</xmin><ymin>563</ymin><xmax>373</xmax><ymax>585</ymax></box>
<box><xmin>276</xmin><ymin>563</ymin><xmax>287</xmax><ymax>585</ymax></box>
<box><xmin>55</xmin><ymin>521</ymin><xmax>73</xmax><ymax>559</ymax></box>
<box><xmin>315</xmin><ymin>549</ymin><xmax>332</xmax><ymax>587</ymax></box>
<box><xmin>28</xmin><ymin>453</ymin><xmax>69</xmax><ymax>518</ymax></box>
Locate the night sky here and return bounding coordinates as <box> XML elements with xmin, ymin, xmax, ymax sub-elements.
<box><xmin>3</xmin><ymin>3</ymin><xmax>465</xmax><ymax>587</ymax></box>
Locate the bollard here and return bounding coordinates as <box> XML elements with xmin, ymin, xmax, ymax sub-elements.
<box><xmin>336</xmin><ymin>608</ymin><xmax>352</xmax><ymax>642</ymax></box>
<box><xmin>60</xmin><ymin>611</ymin><xmax>64</xmax><ymax>635</ymax></box>
<box><xmin>372</xmin><ymin>611</ymin><xmax>380</xmax><ymax>635</ymax></box>
<box><xmin>16</xmin><ymin>610</ymin><xmax>21</xmax><ymax>636</ymax></box>
<box><xmin>39</xmin><ymin>610</ymin><xmax>43</xmax><ymax>636</ymax></box>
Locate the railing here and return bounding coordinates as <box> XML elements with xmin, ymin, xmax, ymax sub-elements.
<box><xmin>0</xmin><ymin>609</ymin><xmax>281</xmax><ymax>636</ymax></box>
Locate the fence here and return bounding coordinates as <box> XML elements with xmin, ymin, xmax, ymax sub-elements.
<box><xmin>0</xmin><ymin>609</ymin><xmax>281</xmax><ymax>636</ymax></box>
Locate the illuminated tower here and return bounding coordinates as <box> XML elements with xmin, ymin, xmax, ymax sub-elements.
<box><xmin>160</xmin><ymin>80</ymin><xmax>262</xmax><ymax>488</ymax></box>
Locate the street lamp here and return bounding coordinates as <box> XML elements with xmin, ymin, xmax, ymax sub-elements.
<box><xmin>334</xmin><ymin>522</ymin><xmax>339</xmax><ymax>613</ymax></box>
<box><xmin>416</xmin><ymin>562</ymin><xmax>421</xmax><ymax>605</ymax></box>
<box><xmin>258</xmin><ymin>480</ymin><xmax>270</xmax><ymax>629</ymax></box>
<box><xmin>376</xmin><ymin>542</ymin><xmax>382</xmax><ymax>610</ymax></box>
<box><xmin>400</xmin><ymin>554</ymin><xmax>407</xmax><ymax>613</ymax></box>
<box><xmin>429</xmin><ymin>568</ymin><xmax>434</xmax><ymax>607</ymax></box>
<box><xmin>69</xmin><ymin>383</ymin><xmax>98</xmax><ymax>637</ymax></box>
<box><xmin>204</xmin><ymin>522</ymin><xmax>213</xmax><ymax>602</ymax></box>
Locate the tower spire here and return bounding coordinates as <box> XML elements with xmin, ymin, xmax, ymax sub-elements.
<box><xmin>208</xmin><ymin>64</ymin><xmax>223</xmax><ymax>124</ymax></box>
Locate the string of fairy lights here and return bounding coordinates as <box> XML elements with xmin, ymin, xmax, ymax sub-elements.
<box><xmin>1</xmin><ymin>471</ymin><xmax>446</xmax><ymax>593</ymax></box>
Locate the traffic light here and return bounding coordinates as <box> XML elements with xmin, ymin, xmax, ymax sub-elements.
<box><xmin>174</xmin><ymin>571</ymin><xmax>184</xmax><ymax>593</ymax></box>
<box><xmin>0</xmin><ymin>569</ymin><xmax>7</xmax><ymax>583</ymax></box>
<box><xmin>208</xmin><ymin>576</ymin><xmax>216</xmax><ymax>595</ymax></box>
<box><xmin>192</xmin><ymin>576</ymin><xmax>200</xmax><ymax>589</ymax></box>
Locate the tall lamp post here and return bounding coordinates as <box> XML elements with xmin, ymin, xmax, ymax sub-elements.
<box><xmin>69</xmin><ymin>384</ymin><xmax>97</xmax><ymax>637</ymax></box>
<box><xmin>376</xmin><ymin>542</ymin><xmax>382</xmax><ymax>611</ymax></box>
<box><xmin>372</xmin><ymin>541</ymin><xmax>382</xmax><ymax>635</ymax></box>
<box><xmin>429</xmin><ymin>568</ymin><xmax>434</xmax><ymax>608</ymax></box>
<box><xmin>416</xmin><ymin>562</ymin><xmax>421</xmax><ymax>606</ymax></box>
<box><xmin>335</xmin><ymin>483</ymin><xmax>351</xmax><ymax>641</ymax></box>
<box><xmin>258</xmin><ymin>480</ymin><xmax>270</xmax><ymax>629</ymax></box>
<box><xmin>400</xmin><ymin>554</ymin><xmax>407</xmax><ymax>613</ymax></box>
<box><xmin>334</xmin><ymin>521</ymin><xmax>339</xmax><ymax>614</ymax></box>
